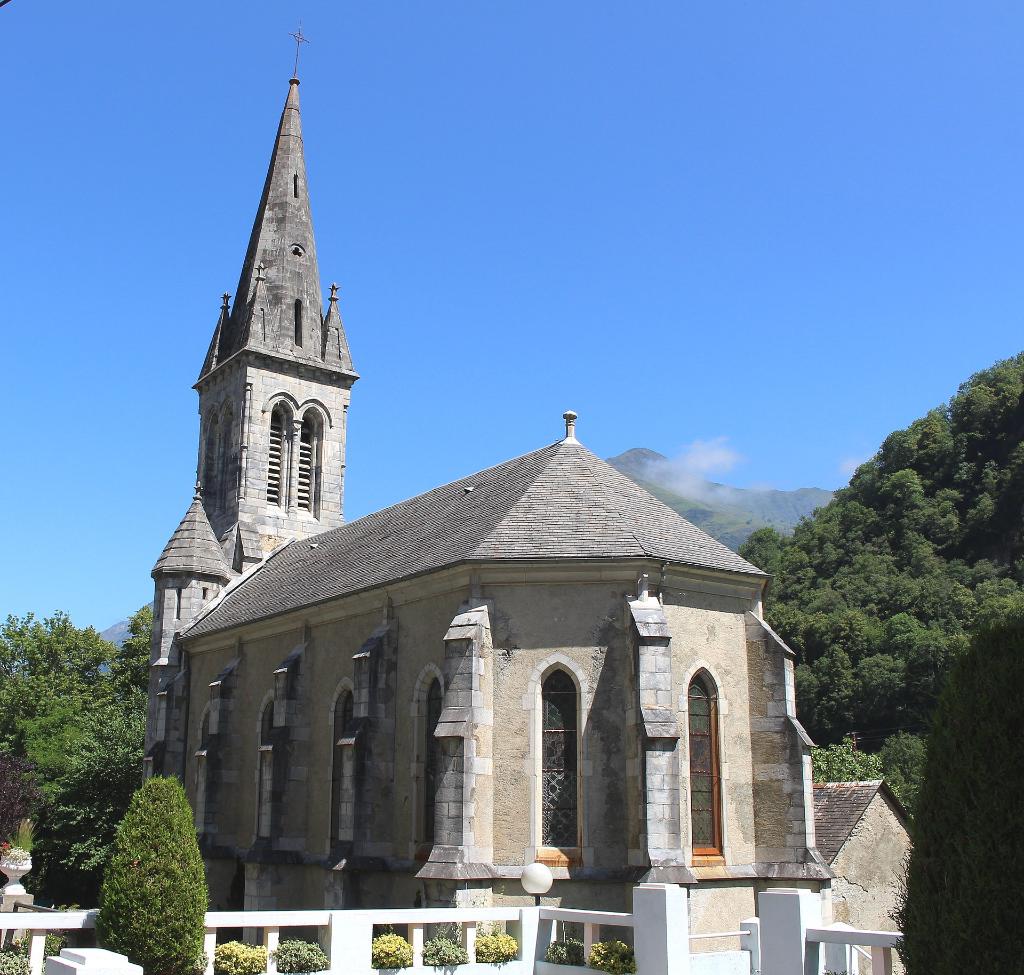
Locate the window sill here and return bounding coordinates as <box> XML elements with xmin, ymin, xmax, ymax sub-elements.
<box><xmin>536</xmin><ymin>847</ymin><xmax>580</xmax><ymax>868</ymax></box>
<box><xmin>691</xmin><ymin>853</ymin><xmax>726</xmax><ymax>867</ymax></box>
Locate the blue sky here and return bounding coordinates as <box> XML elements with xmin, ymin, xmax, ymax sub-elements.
<box><xmin>2</xmin><ymin>1</ymin><xmax>1022</xmax><ymax>631</ymax></box>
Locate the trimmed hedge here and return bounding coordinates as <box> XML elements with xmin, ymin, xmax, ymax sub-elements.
<box><xmin>96</xmin><ymin>777</ymin><xmax>208</xmax><ymax>975</ymax></box>
<box><xmin>896</xmin><ymin>619</ymin><xmax>1024</xmax><ymax>974</ymax></box>
<box><xmin>270</xmin><ymin>940</ymin><xmax>328</xmax><ymax>974</ymax></box>
<box><xmin>473</xmin><ymin>933</ymin><xmax>518</xmax><ymax>965</ymax></box>
<box><xmin>587</xmin><ymin>941</ymin><xmax>635</xmax><ymax>975</ymax></box>
<box><xmin>371</xmin><ymin>933</ymin><xmax>413</xmax><ymax>970</ymax></box>
<box><xmin>214</xmin><ymin>943</ymin><xmax>267</xmax><ymax>975</ymax></box>
<box><xmin>545</xmin><ymin>939</ymin><xmax>584</xmax><ymax>966</ymax></box>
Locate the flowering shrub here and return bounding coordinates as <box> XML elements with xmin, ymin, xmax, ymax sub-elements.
<box><xmin>213</xmin><ymin>942</ymin><xmax>267</xmax><ymax>975</ymax></box>
<box><xmin>371</xmin><ymin>933</ymin><xmax>413</xmax><ymax>970</ymax></box>
<box><xmin>0</xmin><ymin>952</ymin><xmax>29</xmax><ymax>975</ymax></box>
<box><xmin>270</xmin><ymin>940</ymin><xmax>329</xmax><ymax>974</ymax></box>
<box><xmin>421</xmin><ymin>935</ymin><xmax>468</xmax><ymax>968</ymax></box>
<box><xmin>587</xmin><ymin>941</ymin><xmax>635</xmax><ymax>975</ymax></box>
<box><xmin>11</xmin><ymin>936</ymin><xmax>67</xmax><ymax>960</ymax></box>
<box><xmin>473</xmin><ymin>933</ymin><xmax>518</xmax><ymax>964</ymax></box>
<box><xmin>545</xmin><ymin>939</ymin><xmax>585</xmax><ymax>966</ymax></box>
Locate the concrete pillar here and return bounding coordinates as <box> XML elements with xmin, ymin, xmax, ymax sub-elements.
<box><xmin>327</xmin><ymin>910</ymin><xmax>373</xmax><ymax>975</ymax></box>
<box><xmin>757</xmin><ymin>887</ymin><xmax>823</xmax><ymax>975</ymax></box>
<box><xmin>632</xmin><ymin>884</ymin><xmax>690</xmax><ymax>975</ymax></box>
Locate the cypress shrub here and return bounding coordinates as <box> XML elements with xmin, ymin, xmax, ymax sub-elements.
<box><xmin>896</xmin><ymin>619</ymin><xmax>1024</xmax><ymax>974</ymax></box>
<box><xmin>96</xmin><ymin>777</ymin><xmax>208</xmax><ymax>975</ymax></box>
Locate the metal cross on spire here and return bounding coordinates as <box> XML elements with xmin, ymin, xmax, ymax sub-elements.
<box><xmin>290</xmin><ymin>23</ymin><xmax>309</xmax><ymax>79</ymax></box>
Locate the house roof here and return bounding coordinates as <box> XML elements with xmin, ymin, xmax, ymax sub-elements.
<box><xmin>185</xmin><ymin>437</ymin><xmax>764</xmax><ymax>638</ymax></box>
<box><xmin>813</xmin><ymin>780</ymin><xmax>908</xmax><ymax>863</ymax></box>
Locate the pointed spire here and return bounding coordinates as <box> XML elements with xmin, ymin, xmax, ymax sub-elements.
<box><xmin>153</xmin><ymin>491</ymin><xmax>233</xmax><ymax>580</ymax></box>
<box><xmin>220</xmin><ymin>78</ymin><xmax>327</xmax><ymax>363</ymax></box>
<box><xmin>322</xmin><ymin>281</ymin><xmax>354</xmax><ymax>370</ymax></box>
<box><xmin>198</xmin><ymin>294</ymin><xmax>231</xmax><ymax>380</ymax></box>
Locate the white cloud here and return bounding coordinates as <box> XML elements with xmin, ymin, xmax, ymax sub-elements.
<box><xmin>641</xmin><ymin>437</ymin><xmax>745</xmax><ymax>501</ymax></box>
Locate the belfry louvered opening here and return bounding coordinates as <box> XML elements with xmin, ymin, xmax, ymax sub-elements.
<box><xmin>267</xmin><ymin>405</ymin><xmax>288</xmax><ymax>506</ymax></box>
<box><xmin>297</xmin><ymin>411</ymin><xmax>322</xmax><ymax>515</ymax></box>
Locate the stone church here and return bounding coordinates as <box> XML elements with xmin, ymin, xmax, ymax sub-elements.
<box><xmin>145</xmin><ymin>75</ymin><xmax>831</xmax><ymax>924</ymax></box>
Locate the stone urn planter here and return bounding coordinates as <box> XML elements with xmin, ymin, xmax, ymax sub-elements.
<box><xmin>0</xmin><ymin>851</ymin><xmax>32</xmax><ymax>896</ymax></box>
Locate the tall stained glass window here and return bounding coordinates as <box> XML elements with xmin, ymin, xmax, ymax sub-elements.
<box><xmin>541</xmin><ymin>670</ymin><xmax>578</xmax><ymax>848</ymax></box>
<box><xmin>688</xmin><ymin>674</ymin><xmax>722</xmax><ymax>855</ymax></box>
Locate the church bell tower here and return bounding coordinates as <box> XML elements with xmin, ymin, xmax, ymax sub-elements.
<box><xmin>145</xmin><ymin>73</ymin><xmax>357</xmax><ymax>767</ymax></box>
<box><xmin>195</xmin><ymin>75</ymin><xmax>358</xmax><ymax>569</ymax></box>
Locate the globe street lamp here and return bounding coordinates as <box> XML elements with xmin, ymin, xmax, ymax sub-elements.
<box><xmin>521</xmin><ymin>861</ymin><xmax>553</xmax><ymax>907</ymax></box>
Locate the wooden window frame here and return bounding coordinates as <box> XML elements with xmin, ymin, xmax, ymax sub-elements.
<box><xmin>688</xmin><ymin>673</ymin><xmax>723</xmax><ymax>860</ymax></box>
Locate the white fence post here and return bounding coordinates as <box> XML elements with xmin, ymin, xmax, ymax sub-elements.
<box><xmin>264</xmin><ymin>927</ymin><xmax>280</xmax><ymax>974</ymax></box>
<box><xmin>820</xmin><ymin>922</ymin><xmax>853</xmax><ymax>975</ymax></box>
<box><xmin>757</xmin><ymin>888</ymin><xmax>822</xmax><ymax>975</ymax></box>
<box><xmin>327</xmin><ymin>910</ymin><xmax>372</xmax><ymax>975</ymax></box>
<box><xmin>632</xmin><ymin>883</ymin><xmax>690</xmax><ymax>975</ymax></box>
<box><xmin>739</xmin><ymin>917</ymin><xmax>760</xmax><ymax>975</ymax></box>
<box><xmin>203</xmin><ymin>929</ymin><xmax>217</xmax><ymax>975</ymax></box>
<box><xmin>511</xmin><ymin>906</ymin><xmax>546</xmax><ymax>963</ymax></box>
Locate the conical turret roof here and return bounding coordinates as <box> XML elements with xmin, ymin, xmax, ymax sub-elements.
<box><xmin>153</xmin><ymin>487</ymin><xmax>233</xmax><ymax>579</ymax></box>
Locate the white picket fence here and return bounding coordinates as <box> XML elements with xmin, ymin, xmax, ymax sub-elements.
<box><xmin>1</xmin><ymin>886</ymin><xmax>899</xmax><ymax>975</ymax></box>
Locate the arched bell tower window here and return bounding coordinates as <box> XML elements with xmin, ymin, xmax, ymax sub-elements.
<box><xmin>541</xmin><ymin>669</ymin><xmax>579</xmax><ymax>849</ymax></box>
<box><xmin>257</xmin><ymin>701</ymin><xmax>274</xmax><ymax>839</ymax></box>
<box><xmin>330</xmin><ymin>690</ymin><xmax>353</xmax><ymax>843</ymax></box>
<box><xmin>217</xmin><ymin>406</ymin><xmax>234</xmax><ymax>510</ymax></box>
<box><xmin>688</xmin><ymin>673</ymin><xmax>723</xmax><ymax>856</ymax></box>
<box><xmin>267</xmin><ymin>405</ymin><xmax>288</xmax><ymax>506</ymax></box>
<box><xmin>297</xmin><ymin>411</ymin><xmax>322</xmax><ymax>515</ymax></box>
<box><xmin>422</xmin><ymin>678</ymin><xmax>443</xmax><ymax>845</ymax></box>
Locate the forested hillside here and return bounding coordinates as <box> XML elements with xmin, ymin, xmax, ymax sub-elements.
<box><xmin>740</xmin><ymin>354</ymin><xmax>1024</xmax><ymax>802</ymax></box>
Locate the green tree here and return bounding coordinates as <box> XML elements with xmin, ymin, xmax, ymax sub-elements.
<box><xmin>740</xmin><ymin>353</ymin><xmax>1024</xmax><ymax>750</ymax></box>
<box><xmin>97</xmin><ymin>777</ymin><xmax>208</xmax><ymax>975</ymax></box>
<box><xmin>0</xmin><ymin>607</ymin><xmax>152</xmax><ymax>905</ymax></box>
<box><xmin>896</xmin><ymin>620</ymin><xmax>1024</xmax><ymax>974</ymax></box>
<box><xmin>30</xmin><ymin>703</ymin><xmax>146</xmax><ymax>906</ymax></box>
<box><xmin>879</xmin><ymin>732</ymin><xmax>926</xmax><ymax>813</ymax></box>
<box><xmin>0</xmin><ymin>613</ymin><xmax>116</xmax><ymax>753</ymax></box>
<box><xmin>811</xmin><ymin>737</ymin><xmax>882</xmax><ymax>784</ymax></box>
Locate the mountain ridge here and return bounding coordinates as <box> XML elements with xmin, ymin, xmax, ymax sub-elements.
<box><xmin>606</xmin><ymin>448</ymin><xmax>832</xmax><ymax>551</ymax></box>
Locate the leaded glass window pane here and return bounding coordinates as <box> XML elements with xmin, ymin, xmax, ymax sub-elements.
<box><xmin>542</xmin><ymin>671</ymin><xmax>578</xmax><ymax>848</ymax></box>
<box><xmin>688</xmin><ymin>676</ymin><xmax>721</xmax><ymax>853</ymax></box>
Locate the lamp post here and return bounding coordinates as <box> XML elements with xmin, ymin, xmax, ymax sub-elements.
<box><xmin>521</xmin><ymin>861</ymin><xmax>553</xmax><ymax>907</ymax></box>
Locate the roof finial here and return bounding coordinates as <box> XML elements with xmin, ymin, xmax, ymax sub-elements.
<box><xmin>290</xmin><ymin>23</ymin><xmax>309</xmax><ymax>81</ymax></box>
<box><xmin>563</xmin><ymin>410</ymin><xmax>578</xmax><ymax>443</ymax></box>
<box><xmin>220</xmin><ymin>292</ymin><xmax>230</xmax><ymax>310</ymax></box>
<box><xmin>255</xmin><ymin>261</ymin><xmax>266</xmax><ymax>282</ymax></box>
<box><xmin>194</xmin><ymin>479</ymin><xmax>203</xmax><ymax>501</ymax></box>
<box><xmin>329</xmin><ymin>282</ymin><xmax>339</xmax><ymax>302</ymax></box>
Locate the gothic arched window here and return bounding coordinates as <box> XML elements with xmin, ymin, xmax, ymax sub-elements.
<box><xmin>422</xmin><ymin>678</ymin><xmax>443</xmax><ymax>845</ymax></box>
<box><xmin>297</xmin><ymin>411</ymin><xmax>322</xmax><ymax>515</ymax></box>
<box><xmin>688</xmin><ymin>673</ymin><xmax>722</xmax><ymax>855</ymax></box>
<box><xmin>257</xmin><ymin>701</ymin><xmax>274</xmax><ymax>839</ymax></box>
<box><xmin>217</xmin><ymin>406</ymin><xmax>234</xmax><ymax>509</ymax></box>
<box><xmin>541</xmin><ymin>670</ymin><xmax>579</xmax><ymax>849</ymax></box>
<box><xmin>267</xmin><ymin>406</ymin><xmax>287</xmax><ymax>506</ymax></box>
<box><xmin>330</xmin><ymin>690</ymin><xmax>353</xmax><ymax>842</ymax></box>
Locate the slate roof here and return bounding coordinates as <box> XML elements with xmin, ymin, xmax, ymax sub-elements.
<box><xmin>186</xmin><ymin>438</ymin><xmax>764</xmax><ymax>638</ymax></box>
<box><xmin>813</xmin><ymin>781</ymin><xmax>886</xmax><ymax>863</ymax></box>
<box><xmin>153</xmin><ymin>490</ymin><xmax>233</xmax><ymax>580</ymax></box>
